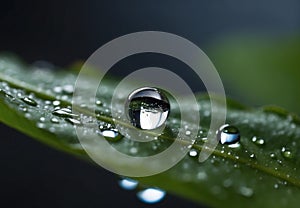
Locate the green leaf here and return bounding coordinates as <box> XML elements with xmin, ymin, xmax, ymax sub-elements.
<box><xmin>1</xmin><ymin>55</ymin><xmax>300</xmax><ymax>208</ymax></box>
<box><xmin>208</xmin><ymin>34</ymin><xmax>300</xmax><ymax>113</ymax></box>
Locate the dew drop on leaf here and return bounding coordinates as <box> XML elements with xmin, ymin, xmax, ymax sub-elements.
<box><xmin>50</xmin><ymin>117</ymin><xmax>60</xmax><ymax>124</ymax></box>
<box><xmin>239</xmin><ymin>186</ymin><xmax>254</xmax><ymax>197</ymax></box>
<box><xmin>95</xmin><ymin>100</ymin><xmax>102</xmax><ymax>106</ymax></box>
<box><xmin>137</xmin><ymin>188</ymin><xmax>166</xmax><ymax>204</ymax></box>
<box><xmin>185</xmin><ymin>130</ymin><xmax>191</xmax><ymax>136</ymax></box>
<box><xmin>62</xmin><ymin>84</ymin><xmax>74</xmax><ymax>94</ymax></box>
<box><xmin>270</xmin><ymin>153</ymin><xmax>276</xmax><ymax>159</ymax></box>
<box><xmin>52</xmin><ymin>100</ymin><xmax>61</xmax><ymax>106</ymax></box>
<box><xmin>65</xmin><ymin>118</ymin><xmax>81</xmax><ymax>125</ymax></box>
<box><xmin>97</xmin><ymin>128</ymin><xmax>123</xmax><ymax>142</ymax></box>
<box><xmin>21</xmin><ymin>97</ymin><xmax>37</xmax><ymax>106</ymax></box>
<box><xmin>53</xmin><ymin>86</ymin><xmax>62</xmax><ymax>93</ymax></box>
<box><xmin>52</xmin><ymin>108</ymin><xmax>78</xmax><ymax>118</ymax></box>
<box><xmin>218</xmin><ymin>124</ymin><xmax>240</xmax><ymax>145</ymax></box>
<box><xmin>188</xmin><ymin>149</ymin><xmax>198</xmax><ymax>157</ymax></box>
<box><xmin>125</xmin><ymin>87</ymin><xmax>170</xmax><ymax>130</ymax></box>
<box><xmin>281</xmin><ymin>147</ymin><xmax>294</xmax><ymax>159</ymax></box>
<box><xmin>252</xmin><ymin>136</ymin><xmax>265</xmax><ymax>145</ymax></box>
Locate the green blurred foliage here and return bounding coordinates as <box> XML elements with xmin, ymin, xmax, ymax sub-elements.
<box><xmin>208</xmin><ymin>34</ymin><xmax>300</xmax><ymax>114</ymax></box>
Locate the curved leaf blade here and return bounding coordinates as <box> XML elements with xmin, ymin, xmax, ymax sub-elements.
<box><xmin>0</xmin><ymin>55</ymin><xmax>300</xmax><ymax>207</ymax></box>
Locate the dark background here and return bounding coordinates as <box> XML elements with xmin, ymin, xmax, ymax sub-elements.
<box><xmin>0</xmin><ymin>1</ymin><xmax>299</xmax><ymax>207</ymax></box>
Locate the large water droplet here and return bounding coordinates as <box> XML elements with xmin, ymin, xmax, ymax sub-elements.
<box><xmin>137</xmin><ymin>188</ymin><xmax>166</xmax><ymax>204</ymax></box>
<box><xmin>218</xmin><ymin>124</ymin><xmax>240</xmax><ymax>145</ymax></box>
<box><xmin>118</xmin><ymin>178</ymin><xmax>138</xmax><ymax>190</ymax></box>
<box><xmin>125</xmin><ymin>87</ymin><xmax>170</xmax><ymax>130</ymax></box>
<box><xmin>21</xmin><ymin>97</ymin><xmax>37</xmax><ymax>106</ymax></box>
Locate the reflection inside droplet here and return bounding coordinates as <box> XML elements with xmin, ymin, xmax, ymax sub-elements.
<box><xmin>218</xmin><ymin>124</ymin><xmax>240</xmax><ymax>145</ymax></box>
<box><xmin>126</xmin><ymin>87</ymin><xmax>170</xmax><ymax>130</ymax></box>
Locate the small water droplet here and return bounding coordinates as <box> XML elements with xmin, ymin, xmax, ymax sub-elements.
<box><xmin>252</xmin><ymin>136</ymin><xmax>265</xmax><ymax>145</ymax></box>
<box><xmin>269</xmin><ymin>153</ymin><xmax>276</xmax><ymax>159</ymax></box>
<box><xmin>137</xmin><ymin>188</ymin><xmax>166</xmax><ymax>204</ymax></box>
<box><xmin>185</xmin><ymin>130</ymin><xmax>191</xmax><ymax>136</ymax></box>
<box><xmin>223</xmin><ymin>179</ymin><xmax>233</xmax><ymax>188</ymax></box>
<box><xmin>125</xmin><ymin>87</ymin><xmax>170</xmax><ymax>130</ymax></box>
<box><xmin>282</xmin><ymin>150</ymin><xmax>293</xmax><ymax>159</ymax></box>
<box><xmin>21</xmin><ymin>97</ymin><xmax>37</xmax><ymax>106</ymax></box>
<box><xmin>281</xmin><ymin>147</ymin><xmax>294</xmax><ymax>159</ymax></box>
<box><xmin>52</xmin><ymin>108</ymin><xmax>78</xmax><ymax>118</ymax></box>
<box><xmin>20</xmin><ymin>106</ymin><xmax>28</xmax><ymax>112</ymax></box>
<box><xmin>274</xmin><ymin>184</ymin><xmax>279</xmax><ymax>189</ymax></box>
<box><xmin>96</xmin><ymin>100</ymin><xmax>102</xmax><ymax>106</ymax></box>
<box><xmin>197</xmin><ymin>171</ymin><xmax>207</xmax><ymax>180</ymax></box>
<box><xmin>52</xmin><ymin>100</ymin><xmax>61</xmax><ymax>106</ymax></box>
<box><xmin>62</xmin><ymin>84</ymin><xmax>74</xmax><ymax>94</ymax></box>
<box><xmin>65</xmin><ymin>118</ymin><xmax>81</xmax><ymax>125</ymax></box>
<box><xmin>189</xmin><ymin>149</ymin><xmax>198</xmax><ymax>157</ymax></box>
<box><xmin>118</xmin><ymin>178</ymin><xmax>138</xmax><ymax>190</ymax></box>
<box><xmin>37</xmin><ymin>123</ymin><xmax>45</xmax><ymax>129</ymax></box>
<box><xmin>98</xmin><ymin>128</ymin><xmax>123</xmax><ymax>142</ymax></box>
<box><xmin>53</xmin><ymin>86</ymin><xmax>63</xmax><ymax>93</ymax></box>
<box><xmin>249</xmin><ymin>153</ymin><xmax>255</xmax><ymax>159</ymax></box>
<box><xmin>40</xmin><ymin>117</ymin><xmax>45</xmax><ymax>122</ymax></box>
<box><xmin>50</xmin><ymin>117</ymin><xmax>60</xmax><ymax>124</ymax></box>
<box><xmin>130</xmin><ymin>147</ymin><xmax>138</xmax><ymax>154</ymax></box>
<box><xmin>25</xmin><ymin>113</ymin><xmax>31</xmax><ymax>118</ymax></box>
<box><xmin>218</xmin><ymin>124</ymin><xmax>240</xmax><ymax>145</ymax></box>
<box><xmin>239</xmin><ymin>186</ymin><xmax>253</xmax><ymax>197</ymax></box>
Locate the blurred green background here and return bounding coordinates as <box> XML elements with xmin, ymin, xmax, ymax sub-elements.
<box><xmin>208</xmin><ymin>34</ymin><xmax>300</xmax><ymax>113</ymax></box>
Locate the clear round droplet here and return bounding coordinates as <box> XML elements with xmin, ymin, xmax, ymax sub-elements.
<box><xmin>137</xmin><ymin>188</ymin><xmax>166</xmax><ymax>204</ymax></box>
<box><xmin>125</xmin><ymin>87</ymin><xmax>170</xmax><ymax>130</ymax></box>
<box><xmin>118</xmin><ymin>178</ymin><xmax>138</xmax><ymax>190</ymax></box>
<box><xmin>218</xmin><ymin>124</ymin><xmax>240</xmax><ymax>145</ymax></box>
